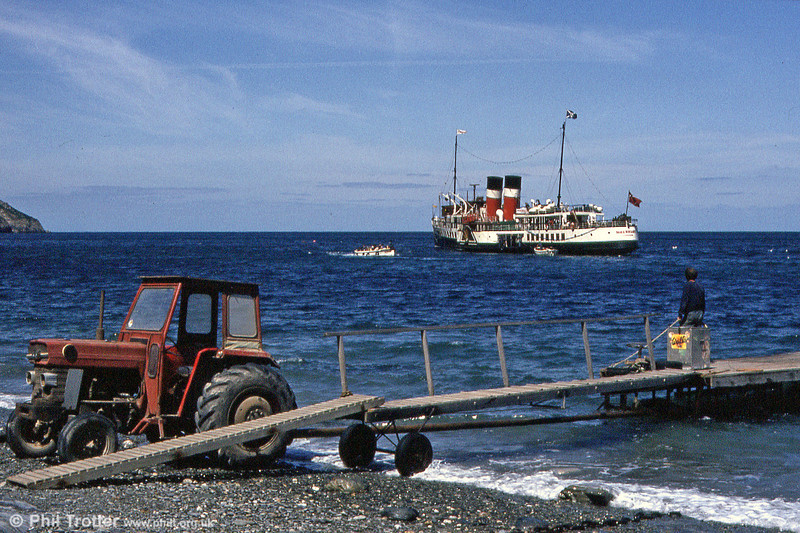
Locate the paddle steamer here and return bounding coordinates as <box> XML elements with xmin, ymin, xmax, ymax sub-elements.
<box><xmin>432</xmin><ymin>113</ymin><xmax>639</xmax><ymax>255</ymax></box>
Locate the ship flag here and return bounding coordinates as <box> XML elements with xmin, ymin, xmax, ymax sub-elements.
<box><xmin>457</xmin><ymin>129</ymin><xmax>467</xmax><ymax>135</ymax></box>
<box><xmin>628</xmin><ymin>191</ymin><xmax>642</xmax><ymax>207</ymax></box>
<box><xmin>566</xmin><ymin>110</ymin><xmax>577</xmax><ymax>119</ymax></box>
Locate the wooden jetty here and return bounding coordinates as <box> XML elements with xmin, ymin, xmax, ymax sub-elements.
<box><xmin>323</xmin><ymin>315</ymin><xmax>800</xmax><ymax>474</ymax></box>
<box><xmin>8</xmin><ymin>313</ymin><xmax>800</xmax><ymax>487</ymax></box>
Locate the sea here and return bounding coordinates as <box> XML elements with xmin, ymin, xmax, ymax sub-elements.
<box><xmin>1</xmin><ymin>231</ymin><xmax>799</xmax><ymax>530</ymax></box>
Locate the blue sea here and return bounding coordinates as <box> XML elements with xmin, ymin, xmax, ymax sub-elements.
<box><xmin>1</xmin><ymin>232</ymin><xmax>799</xmax><ymax>529</ymax></box>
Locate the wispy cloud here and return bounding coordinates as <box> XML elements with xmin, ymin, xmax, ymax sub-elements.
<box><xmin>18</xmin><ymin>185</ymin><xmax>228</xmax><ymax>202</ymax></box>
<box><xmin>0</xmin><ymin>13</ymin><xmax>242</xmax><ymax>136</ymax></box>
<box><xmin>251</xmin><ymin>2</ymin><xmax>658</xmax><ymax>64</ymax></box>
<box><xmin>328</xmin><ymin>181</ymin><xmax>430</xmax><ymax>190</ymax></box>
<box><xmin>260</xmin><ymin>93</ymin><xmax>360</xmax><ymax>118</ymax></box>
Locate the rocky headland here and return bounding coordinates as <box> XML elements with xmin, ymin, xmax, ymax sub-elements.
<box><xmin>0</xmin><ymin>201</ymin><xmax>45</xmax><ymax>233</ymax></box>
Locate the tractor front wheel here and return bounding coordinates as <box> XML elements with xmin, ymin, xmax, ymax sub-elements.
<box><xmin>57</xmin><ymin>413</ymin><xmax>118</xmax><ymax>463</ymax></box>
<box><xmin>195</xmin><ymin>363</ymin><xmax>297</xmax><ymax>468</ymax></box>
<box><xmin>6</xmin><ymin>411</ymin><xmax>58</xmax><ymax>458</ymax></box>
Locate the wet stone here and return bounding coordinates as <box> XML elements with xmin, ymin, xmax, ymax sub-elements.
<box><xmin>513</xmin><ymin>515</ymin><xmax>549</xmax><ymax>532</ymax></box>
<box><xmin>381</xmin><ymin>506</ymin><xmax>419</xmax><ymax>522</ymax></box>
<box><xmin>324</xmin><ymin>476</ymin><xmax>367</xmax><ymax>494</ymax></box>
<box><xmin>558</xmin><ymin>484</ymin><xmax>615</xmax><ymax>507</ymax></box>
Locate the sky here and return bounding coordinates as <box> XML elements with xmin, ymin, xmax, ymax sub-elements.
<box><xmin>1</xmin><ymin>1</ymin><xmax>798</xmax><ymax>232</ymax></box>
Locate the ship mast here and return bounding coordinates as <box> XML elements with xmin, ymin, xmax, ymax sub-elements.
<box><xmin>453</xmin><ymin>129</ymin><xmax>466</xmax><ymax>196</ymax></box>
<box><xmin>453</xmin><ymin>133</ymin><xmax>458</xmax><ymax>196</ymax></box>
<box><xmin>557</xmin><ymin>111</ymin><xmax>577</xmax><ymax>207</ymax></box>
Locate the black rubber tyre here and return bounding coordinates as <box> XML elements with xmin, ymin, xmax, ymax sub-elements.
<box><xmin>339</xmin><ymin>423</ymin><xmax>377</xmax><ymax>469</ymax></box>
<box><xmin>395</xmin><ymin>432</ymin><xmax>433</xmax><ymax>477</ymax></box>
<box><xmin>57</xmin><ymin>413</ymin><xmax>118</xmax><ymax>463</ymax></box>
<box><xmin>195</xmin><ymin>363</ymin><xmax>297</xmax><ymax>468</ymax></box>
<box><xmin>6</xmin><ymin>411</ymin><xmax>58</xmax><ymax>458</ymax></box>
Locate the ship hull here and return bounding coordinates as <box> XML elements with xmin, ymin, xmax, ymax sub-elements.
<box><xmin>432</xmin><ymin>222</ymin><xmax>638</xmax><ymax>256</ymax></box>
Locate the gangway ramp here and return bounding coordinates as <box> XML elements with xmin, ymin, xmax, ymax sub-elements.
<box><xmin>8</xmin><ymin>394</ymin><xmax>383</xmax><ymax>490</ymax></box>
<box><xmin>365</xmin><ymin>368</ymin><xmax>694</xmax><ymax>422</ymax></box>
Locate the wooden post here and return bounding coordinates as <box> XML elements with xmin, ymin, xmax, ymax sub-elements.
<box><xmin>337</xmin><ymin>335</ymin><xmax>350</xmax><ymax>397</ymax></box>
<box><xmin>582</xmin><ymin>321</ymin><xmax>593</xmax><ymax>379</ymax></box>
<box><xmin>496</xmin><ymin>325</ymin><xmax>510</xmax><ymax>387</ymax></box>
<box><xmin>421</xmin><ymin>330</ymin><xmax>435</xmax><ymax>396</ymax></box>
<box><xmin>644</xmin><ymin>316</ymin><xmax>656</xmax><ymax>370</ymax></box>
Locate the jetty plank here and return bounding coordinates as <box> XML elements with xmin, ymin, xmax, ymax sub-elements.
<box><xmin>7</xmin><ymin>394</ymin><xmax>383</xmax><ymax>489</ymax></box>
<box><xmin>365</xmin><ymin>369</ymin><xmax>693</xmax><ymax>422</ymax></box>
<box><xmin>699</xmin><ymin>352</ymin><xmax>800</xmax><ymax>388</ymax></box>
<box><xmin>365</xmin><ymin>352</ymin><xmax>800</xmax><ymax>423</ymax></box>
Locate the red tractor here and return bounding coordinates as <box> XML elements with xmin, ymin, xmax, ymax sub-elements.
<box><xmin>6</xmin><ymin>276</ymin><xmax>297</xmax><ymax>465</ymax></box>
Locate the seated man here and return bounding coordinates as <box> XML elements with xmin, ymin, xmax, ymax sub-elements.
<box><xmin>679</xmin><ymin>267</ymin><xmax>705</xmax><ymax>327</ymax></box>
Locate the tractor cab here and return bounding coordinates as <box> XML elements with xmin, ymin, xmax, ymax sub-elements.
<box><xmin>121</xmin><ymin>276</ymin><xmax>266</xmax><ymax>364</ymax></box>
<box><xmin>120</xmin><ymin>277</ymin><xmax>276</xmax><ymax>437</ymax></box>
<box><xmin>8</xmin><ymin>276</ymin><xmax>293</xmax><ymax>466</ymax></box>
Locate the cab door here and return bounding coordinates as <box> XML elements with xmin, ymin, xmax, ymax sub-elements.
<box><xmin>119</xmin><ymin>283</ymin><xmax>180</xmax><ymax>419</ymax></box>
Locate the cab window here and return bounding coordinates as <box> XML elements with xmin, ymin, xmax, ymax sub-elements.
<box><xmin>127</xmin><ymin>287</ymin><xmax>175</xmax><ymax>331</ymax></box>
<box><xmin>185</xmin><ymin>293</ymin><xmax>213</xmax><ymax>335</ymax></box>
<box><xmin>228</xmin><ymin>294</ymin><xmax>257</xmax><ymax>338</ymax></box>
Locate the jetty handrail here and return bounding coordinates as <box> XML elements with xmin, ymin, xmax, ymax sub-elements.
<box><xmin>324</xmin><ymin>313</ymin><xmax>657</xmax><ymax>338</ymax></box>
<box><xmin>325</xmin><ymin>313</ymin><xmax>659</xmax><ymax>397</ymax></box>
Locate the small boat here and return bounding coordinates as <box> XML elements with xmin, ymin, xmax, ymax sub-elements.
<box><xmin>533</xmin><ymin>246</ymin><xmax>557</xmax><ymax>256</ymax></box>
<box><xmin>353</xmin><ymin>244</ymin><xmax>397</xmax><ymax>257</ymax></box>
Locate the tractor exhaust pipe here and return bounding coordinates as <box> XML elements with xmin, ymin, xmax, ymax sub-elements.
<box><xmin>96</xmin><ymin>289</ymin><xmax>105</xmax><ymax>340</ymax></box>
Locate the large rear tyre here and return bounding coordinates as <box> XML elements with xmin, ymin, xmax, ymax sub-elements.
<box><xmin>6</xmin><ymin>411</ymin><xmax>58</xmax><ymax>458</ymax></box>
<box><xmin>57</xmin><ymin>413</ymin><xmax>118</xmax><ymax>463</ymax></box>
<box><xmin>395</xmin><ymin>432</ymin><xmax>432</xmax><ymax>477</ymax></box>
<box><xmin>195</xmin><ymin>363</ymin><xmax>297</xmax><ymax>468</ymax></box>
<box><xmin>339</xmin><ymin>423</ymin><xmax>376</xmax><ymax>469</ymax></box>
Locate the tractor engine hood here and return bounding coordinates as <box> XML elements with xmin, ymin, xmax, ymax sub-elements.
<box><xmin>27</xmin><ymin>338</ymin><xmax>147</xmax><ymax>372</ymax></box>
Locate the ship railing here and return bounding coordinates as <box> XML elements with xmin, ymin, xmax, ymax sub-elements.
<box><xmin>599</xmin><ymin>218</ymin><xmax>637</xmax><ymax>228</ymax></box>
<box><xmin>513</xmin><ymin>218</ymin><xmax>637</xmax><ymax>231</ymax></box>
<box><xmin>324</xmin><ymin>313</ymin><xmax>658</xmax><ymax>397</ymax></box>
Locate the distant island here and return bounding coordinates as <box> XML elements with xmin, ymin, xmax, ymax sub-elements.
<box><xmin>0</xmin><ymin>200</ymin><xmax>45</xmax><ymax>233</ymax></box>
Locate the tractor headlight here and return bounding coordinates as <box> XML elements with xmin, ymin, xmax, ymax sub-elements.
<box><xmin>40</xmin><ymin>372</ymin><xmax>59</xmax><ymax>389</ymax></box>
<box><xmin>26</xmin><ymin>342</ymin><xmax>48</xmax><ymax>364</ymax></box>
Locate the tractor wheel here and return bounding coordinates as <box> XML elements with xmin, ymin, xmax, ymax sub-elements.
<box><xmin>6</xmin><ymin>411</ymin><xmax>58</xmax><ymax>458</ymax></box>
<box><xmin>395</xmin><ymin>432</ymin><xmax>433</xmax><ymax>477</ymax></box>
<box><xmin>339</xmin><ymin>423</ymin><xmax>376</xmax><ymax>469</ymax></box>
<box><xmin>195</xmin><ymin>363</ymin><xmax>297</xmax><ymax>468</ymax></box>
<box><xmin>57</xmin><ymin>413</ymin><xmax>118</xmax><ymax>463</ymax></box>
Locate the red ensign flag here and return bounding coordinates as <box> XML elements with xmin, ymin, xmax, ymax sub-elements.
<box><xmin>628</xmin><ymin>192</ymin><xmax>642</xmax><ymax>207</ymax></box>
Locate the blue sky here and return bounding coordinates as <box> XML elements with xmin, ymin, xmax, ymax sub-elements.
<box><xmin>2</xmin><ymin>1</ymin><xmax>798</xmax><ymax>232</ymax></box>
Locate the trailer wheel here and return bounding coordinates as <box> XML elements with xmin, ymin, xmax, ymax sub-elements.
<box><xmin>195</xmin><ymin>363</ymin><xmax>297</xmax><ymax>468</ymax></box>
<box><xmin>6</xmin><ymin>411</ymin><xmax>58</xmax><ymax>458</ymax></box>
<box><xmin>395</xmin><ymin>432</ymin><xmax>433</xmax><ymax>477</ymax></box>
<box><xmin>58</xmin><ymin>413</ymin><xmax>118</xmax><ymax>463</ymax></box>
<box><xmin>339</xmin><ymin>423</ymin><xmax>376</xmax><ymax>468</ymax></box>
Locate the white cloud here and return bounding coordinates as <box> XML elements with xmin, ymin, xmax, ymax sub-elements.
<box><xmin>0</xmin><ymin>13</ymin><xmax>243</xmax><ymax>136</ymax></box>
<box><xmin>253</xmin><ymin>2</ymin><xmax>659</xmax><ymax>63</ymax></box>
<box><xmin>260</xmin><ymin>93</ymin><xmax>360</xmax><ymax>117</ymax></box>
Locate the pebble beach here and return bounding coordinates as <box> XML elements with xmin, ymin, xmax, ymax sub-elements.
<box><xmin>0</xmin><ymin>445</ymin><xmax>776</xmax><ymax>533</ymax></box>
